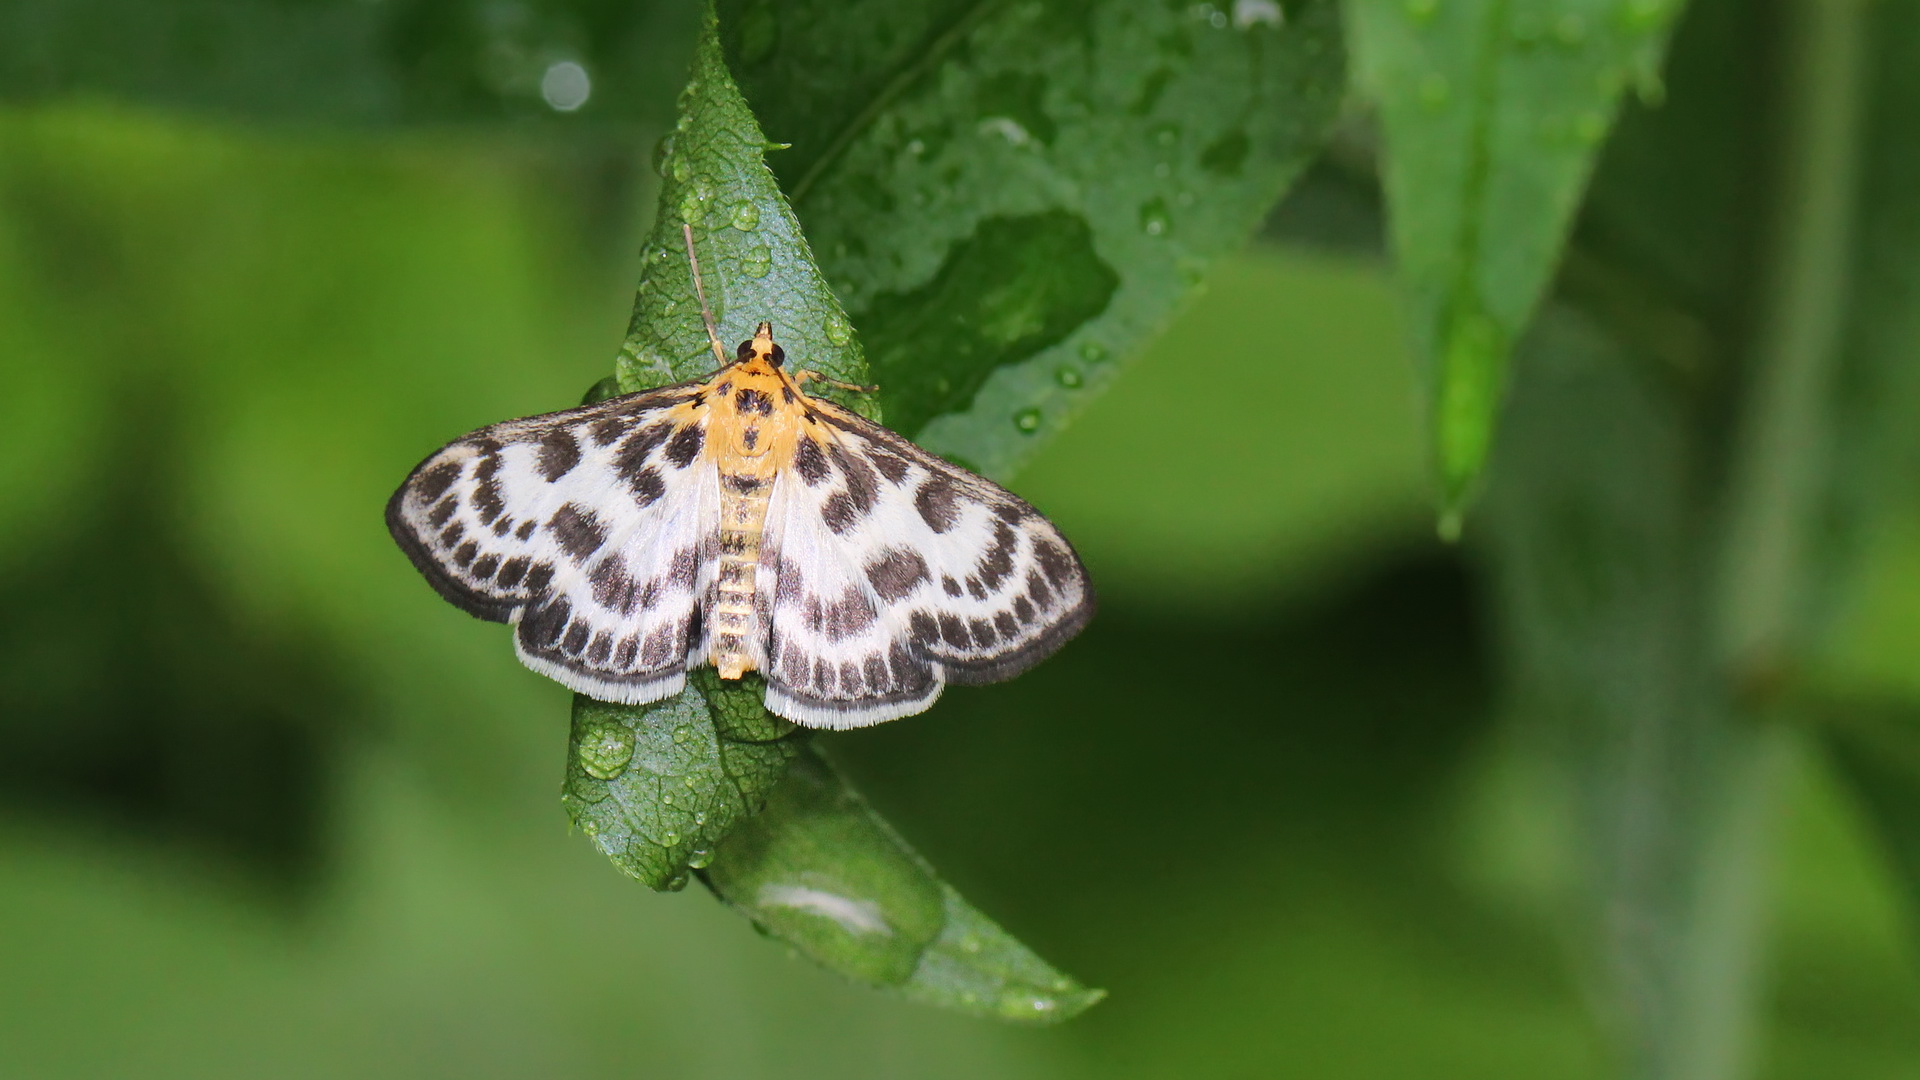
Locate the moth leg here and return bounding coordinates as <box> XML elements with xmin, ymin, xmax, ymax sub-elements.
<box><xmin>791</xmin><ymin>369</ymin><xmax>879</xmax><ymax>394</ymax></box>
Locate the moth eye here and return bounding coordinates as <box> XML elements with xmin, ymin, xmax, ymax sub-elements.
<box><xmin>769</xmin><ymin>344</ymin><xmax>786</xmax><ymax>368</ymax></box>
<box><xmin>735</xmin><ymin>340</ymin><xmax>755</xmax><ymax>362</ymax></box>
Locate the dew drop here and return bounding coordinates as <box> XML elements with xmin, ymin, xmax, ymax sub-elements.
<box><xmin>1139</xmin><ymin>196</ymin><xmax>1172</xmax><ymax>236</ymax></box>
<box><xmin>906</xmin><ymin>138</ymin><xmax>926</xmax><ymax>156</ymax></box>
<box><xmin>687</xmin><ymin>846</ymin><xmax>714</xmax><ymax>869</ymax></box>
<box><xmin>1402</xmin><ymin>0</ymin><xmax>1438</xmax><ymax>24</ymax></box>
<box><xmin>662</xmin><ymin>793</ymin><xmax>675</xmax><ymax>805</ymax></box>
<box><xmin>581</xmin><ymin>818</ymin><xmax>602</xmax><ymax>837</ymax></box>
<box><xmin>1417</xmin><ymin>74</ymin><xmax>1451</xmax><ymax>112</ymax></box>
<box><xmin>730</xmin><ymin>202</ymin><xmax>761</xmax><ymax>231</ymax></box>
<box><xmin>651</xmin><ymin>134</ymin><xmax>675</xmax><ymax>177</ymax></box>
<box><xmin>741</xmin><ymin>244</ymin><xmax>772</xmax><ymax>278</ymax></box>
<box><xmin>670</xmin><ymin>156</ymin><xmax>692</xmax><ymax>183</ymax></box>
<box><xmin>664</xmin><ymin>871</ymin><xmax>690</xmax><ymax>891</ymax></box>
<box><xmin>684</xmin><ymin>775</ymin><xmax>699</xmax><ymax>789</ymax></box>
<box><xmin>1055</xmin><ymin>365</ymin><xmax>1084</xmax><ymax>388</ymax></box>
<box><xmin>1078</xmin><ymin>341</ymin><xmax>1109</xmax><ymax>363</ymax></box>
<box><xmin>677</xmin><ymin>81</ymin><xmax>700</xmax><ymax>113</ymax></box>
<box><xmin>663</xmin><ymin>830</ymin><xmax>680</xmax><ymax>846</ymax></box>
<box><xmin>577</xmin><ymin>722</ymin><xmax>635</xmax><ymax>780</ymax></box>
<box><xmin>1013</xmin><ymin>408</ymin><xmax>1043</xmax><ymax>433</ymax></box>
<box><xmin>824</xmin><ymin>312</ymin><xmax>853</xmax><ymax>346</ymax></box>
<box><xmin>672</xmin><ymin>725</ymin><xmax>691</xmax><ymax>744</ymax></box>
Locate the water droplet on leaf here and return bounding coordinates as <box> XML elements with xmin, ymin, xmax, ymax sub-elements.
<box><xmin>577</xmin><ymin>722</ymin><xmax>635</xmax><ymax>780</ymax></box>
<box><xmin>1013</xmin><ymin>408</ymin><xmax>1042</xmax><ymax>433</ymax></box>
<box><xmin>1055</xmin><ymin>366</ymin><xmax>1084</xmax><ymax>388</ymax></box>
<box><xmin>824</xmin><ymin>312</ymin><xmax>853</xmax><ymax>346</ymax></box>
<box><xmin>1079</xmin><ymin>341</ymin><xmax>1108</xmax><ymax>363</ymax></box>
<box><xmin>730</xmin><ymin>202</ymin><xmax>761</xmax><ymax>231</ymax></box>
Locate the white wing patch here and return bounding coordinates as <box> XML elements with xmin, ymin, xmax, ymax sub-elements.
<box><xmin>758</xmin><ymin>402</ymin><xmax>1094</xmax><ymax>729</ymax></box>
<box><xmin>386</xmin><ymin>382</ymin><xmax>718</xmax><ymax>707</ymax></box>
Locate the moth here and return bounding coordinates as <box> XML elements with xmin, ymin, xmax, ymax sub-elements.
<box><xmin>387</xmin><ymin>226</ymin><xmax>1093</xmax><ymax>728</ymax></box>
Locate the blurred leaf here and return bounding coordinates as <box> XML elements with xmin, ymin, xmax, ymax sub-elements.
<box><xmin>1345</xmin><ymin>0</ymin><xmax>1681</xmax><ymax>521</ymax></box>
<box><xmin>0</xmin><ymin>0</ymin><xmax>695</xmax><ymax>128</ymax></box>
<box><xmin>721</xmin><ymin>0</ymin><xmax>1346</xmax><ymax>476</ymax></box>
<box><xmin>1809</xmin><ymin>700</ymin><xmax>1920</xmax><ymax>926</ymax></box>
<box><xmin>563</xmin><ymin>675</ymin><xmax>801</xmax><ymax>892</ymax></box>
<box><xmin>703</xmin><ymin>745</ymin><xmax>1104</xmax><ymax>1024</ymax></box>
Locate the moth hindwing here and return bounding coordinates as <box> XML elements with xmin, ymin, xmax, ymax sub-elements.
<box><xmin>389</xmin><ymin>301</ymin><xmax>1092</xmax><ymax>728</ymax></box>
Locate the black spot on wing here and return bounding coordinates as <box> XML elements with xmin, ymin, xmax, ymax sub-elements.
<box><xmin>524</xmin><ymin>563</ymin><xmax>554</xmax><ymax>594</ymax></box>
<box><xmin>498</xmin><ymin>556</ymin><xmax>530</xmax><ymax>587</ymax></box>
<box><xmin>616</xmin><ymin>421</ymin><xmax>673</xmax><ymax>479</ymax></box>
<box><xmin>868</xmin><ymin>448</ymin><xmax>910</xmax><ymax>484</ymax></box>
<box><xmin>829</xmin><ymin>442</ymin><xmax>878</xmax><ymax>514</ymax></box>
<box><xmin>439</xmin><ymin>521</ymin><xmax>464</xmax><ymax>548</ymax></box>
<box><xmin>428</xmin><ymin>497</ymin><xmax>457</xmax><ymax>529</ymax></box>
<box><xmin>631</xmin><ymin>466</ymin><xmax>666</xmax><ymax>508</ymax></box>
<box><xmin>1033</xmin><ymin>536</ymin><xmax>1078</xmax><ymax>589</ymax></box>
<box><xmin>724</xmin><ymin>473</ymin><xmax>768</xmax><ymax>495</ymax></box>
<box><xmin>521</xmin><ymin>597</ymin><xmax>571</xmax><ymax>648</ymax></box>
<box><xmin>472</xmin><ymin>554</ymin><xmax>499</xmax><ymax>580</ymax></box>
<box><xmin>794</xmin><ymin>437</ymin><xmax>831</xmax><ymax>486</ymax></box>
<box><xmin>563</xmin><ymin>622</ymin><xmax>590</xmax><ymax>655</ymax></box>
<box><xmin>548</xmin><ymin>503</ymin><xmax>606</xmax><ymax>562</ymax></box>
<box><xmin>453</xmin><ymin>541</ymin><xmax>478</xmax><ymax>568</ymax></box>
<box><xmin>914</xmin><ymin>475</ymin><xmax>960</xmax><ymax>533</ymax></box>
<box><xmin>516</xmin><ymin>520</ymin><xmax>537</xmax><ymax>541</ymax></box>
<box><xmin>591</xmin><ymin>553</ymin><xmax>638</xmax><ymax>614</ymax></box>
<box><xmin>416</xmin><ymin>461</ymin><xmax>460</xmax><ymax>503</ymax></box>
<box><xmin>1026</xmin><ymin>567</ymin><xmax>1054</xmax><ymax>609</ymax></box>
<box><xmin>473</xmin><ymin>475</ymin><xmax>504</xmax><ymax>526</ymax></box>
<box><xmin>665</xmin><ymin>424</ymin><xmax>704</xmax><ymax>468</ymax></box>
<box><xmin>822</xmin><ymin>493</ymin><xmax>860</xmax><ymax>535</ymax></box>
<box><xmin>589</xmin><ymin>415</ymin><xmax>629</xmax><ymax>446</ymax></box>
<box><xmin>941</xmin><ymin>575</ymin><xmax>963</xmax><ymax>598</ymax></box>
<box><xmin>587</xmin><ymin>632</ymin><xmax>613</xmax><ymax>665</ymax></box>
<box><xmin>974</xmin><ymin>520</ymin><xmax>1018</xmax><ymax>592</ymax></box>
<box><xmin>537</xmin><ymin>428</ymin><xmax>582</xmax><ymax>482</ymax></box>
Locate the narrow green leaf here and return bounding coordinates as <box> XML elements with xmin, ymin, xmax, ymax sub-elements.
<box><xmin>703</xmin><ymin>746</ymin><xmax>1104</xmax><ymax>1024</ymax></box>
<box><xmin>1345</xmin><ymin>0</ymin><xmax>1682</xmax><ymax>518</ymax></box>
<box><xmin>564</xmin><ymin>676</ymin><xmax>801</xmax><ymax>892</ymax></box>
<box><xmin>720</xmin><ymin>0</ymin><xmax>1346</xmax><ymax>477</ymax></box>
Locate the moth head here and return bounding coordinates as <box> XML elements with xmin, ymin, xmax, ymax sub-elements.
<box><xmin>735</xmin><ymin>321</ymin><xmax>785</xmax><ymax>368</ymax></box>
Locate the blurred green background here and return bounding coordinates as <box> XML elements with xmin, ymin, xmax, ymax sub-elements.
<box><xmin>5</xmin><ymin>11</ymin><xmax>1920</xmax><ymax>1078</ymax></box>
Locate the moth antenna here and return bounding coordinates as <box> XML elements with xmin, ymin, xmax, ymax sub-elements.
<box><xmin>682</xmin><ymin>223</ymin><xmax>730</xmax><ymax>368</ymax></box>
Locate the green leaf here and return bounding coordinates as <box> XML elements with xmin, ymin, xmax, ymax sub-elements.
<box><xmin>620</xmin><ymin>4</ymin><xmax>873</xmax><ymax>408</ymax></box>
<box><xmin>563</xmin><ymin>675</ymin><xmax>801</xmax><ymax>892</ymax></box>
<box><xmin>702</xmin><ymin>746</ymin><xmax>1104</xmax><ymax>1024</ymax></box>
<box><xmin>1345</xmin><ymin>0</ymin><xmax>1682</xmax><ymax>519</ymax></box>
<box><xmin>720</xmin><ymin>0</ymin><xmax>1347</xmax><ymax>477</ymax></box>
